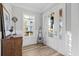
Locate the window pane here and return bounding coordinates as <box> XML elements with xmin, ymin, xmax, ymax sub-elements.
<box><xmin>23</xmin><ymin>15</ymin><xmax>34</xmax><ymax>36</ymax></box>
<box><xmin>24</xmin><ymin>15</ymin><xmax>29</xmax><ymax>19</ymax></box>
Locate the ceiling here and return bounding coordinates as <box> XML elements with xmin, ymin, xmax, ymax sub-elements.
<box><xmin>11</xmin><ymin>3</ymin><xmax>56</xmax><ymax>13</ymax></box>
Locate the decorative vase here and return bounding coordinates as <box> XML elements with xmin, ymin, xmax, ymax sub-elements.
<box><xmin>9</xmin><ymin>26</ymin><xmax>13</xmax><ymax>37</ymax></box>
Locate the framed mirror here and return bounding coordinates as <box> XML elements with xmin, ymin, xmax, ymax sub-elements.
<box><xmin>3</xmin><ymin>6</ymin><xmax>11</xmax><ymax>36</ymax></box>
<box><xmin>48</xmin><ymin>13</ymin><xmax>54</xmax><ymax>37</ymax></box>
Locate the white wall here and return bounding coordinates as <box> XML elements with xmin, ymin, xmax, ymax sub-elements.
<box><xmin>71</xmin><ymin>3</ymin><xmax>79</xmax><ymax>56</ymax></box>
<box><xmin>65</xmin><ymin>3</ymin><xmax>79</xmax><ymax>56</ymax></box>
<box><xmin>42</xmin><ymin>4</ymin><xmax>67</xmax><ymax>55</ymax></box>
<box><xmin>12</xmin><ymin>6</ymin><xmax>41</xmax><ymax>46</ymax></box>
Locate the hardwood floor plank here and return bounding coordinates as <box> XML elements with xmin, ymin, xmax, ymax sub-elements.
<box><xmin>22</xmin><ymin>44</ymin><xmax>63</xmax><ymax>56</ymax></box>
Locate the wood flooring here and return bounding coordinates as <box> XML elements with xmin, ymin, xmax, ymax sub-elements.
<box><xmin>22</xmin><ymin>44</ymin><xmax>64</xmax><ymax>56</ymax></box>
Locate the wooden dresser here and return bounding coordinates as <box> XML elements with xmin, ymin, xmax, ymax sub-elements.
<box><xmin>1</xmin><ymin>35</ymin><xmax>22</xmax><ymax>56</ymax></box>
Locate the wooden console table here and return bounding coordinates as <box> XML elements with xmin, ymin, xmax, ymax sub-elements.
<box><xmin>1</xmin><ymin>35</ymin><xmax>22</xmax><ymax>56</ymax></box>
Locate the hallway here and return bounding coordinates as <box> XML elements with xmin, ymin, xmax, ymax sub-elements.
<box><xmin>0</xmin><ymin>3</ymin><xmax>79</xmax><ymax>56</ymax></box>
<box><xmin>22</xmin><ymin>44</ymin><xmax>63</xmax><ymax>56</ymax></box>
